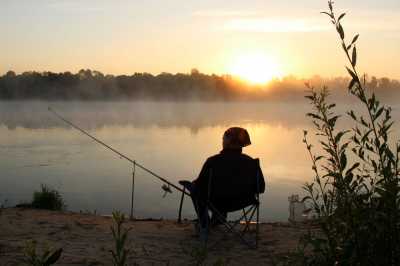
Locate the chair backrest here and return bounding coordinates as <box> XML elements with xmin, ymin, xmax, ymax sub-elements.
<box><xmin>207</xmin><ymin>157</ymin><xmax>261</xmax><ymax>204</ymax></box>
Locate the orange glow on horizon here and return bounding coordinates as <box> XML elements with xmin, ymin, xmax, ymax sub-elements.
<box><xmin>227</xmin><ymin>53</ymin><xmax>283</xmax><ymax>85</ymax></box>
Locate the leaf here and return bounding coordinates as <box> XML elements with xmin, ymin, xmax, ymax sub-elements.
<box><xmin>337</xmin><ymin>23</ymin><xmax>345</xmax><ymax>39</ymax></box>
<box><xmin>315</xmin><ymin>155</ymin><xmax>323</xmax><ymax>162</ymax></box>
<box><xmin>340</xmin><ymin>142</ymin><xmax>350</xmax><ymax>154</ymax></box>
<box><xmin>361</xmin><ymin>129</ymin><xmax>373</xmax><ymax>143</ymax></box>
<box><xmin>384</xmin><ymin>121</ymin><xmax>394</xmax><ymax>132</ymax></box>
<box><xmin>304</xmin><ymin>95</ymin><xmax>314</xmax><ymax>100</ymax></box>
<box><xmin>307</xmin><ymin>113</ymin><xmax>323</xmax><ymax>120</ymax></box>
<box><xmin>328</xmin><ymin>115</ymin><xmax>340</xmax><ymax>127</ymax></box>
<box><xmin>347</xmin><ymin>44</ymin><xmax>352</xmax><ymax>50</ymax></box>
<box><xmin>374</xmin><ymin>107</ymin><xmax>384</xmax><ymax>121</ymax></box>
<box><xmin>352</xmin><ymin>46</ymin><xmax>357</xmax><ymax>67</ymax></box>
<box><xmin>321</xmin><ymin>11</ymin><xmax>334</xmax><ymax>19</ymax></box>
<box><xmin>346</xmin><ymin>162</ymin><xmax>360</xmax><ymax>176</ymax></box>
<box><xmin>342</xmin><ymin>43</ymin><xmax>348</xmax><ymax>52</ymax></box>
<box><xmin>344</xmin><ymin>172</ymin><xmax>354</xmax><ymax>185</ymax></box>
<box><xmin>42</xmin><ymin>250</ymin><xmax>51</xmax><ymax>261</ymax></box>
<box><xmin>335</xmin><ymin>131</ymin><xmax>346</xmax><ymax>144</ymax></box>
<box><xmin>301</xmin><ymin>196</ymin><xmax>312</xmax><ymax>202</ymax></box>
<box><xmin>340</xmin><ymin>152</ymin><xmax>347</xmax><ymax>171</ymax></box>
<box><xmin>368</xmin><ymin>96</ymin><xmax>375</xmax><ymax>110</ymax></box>
<box><xmin>379</xmin><ymin>143</ymin><xmax>386</xmax><ymax>155</ymax></box>
<box><xmin>348</xmin><ymin>78</ymin><xmax>357</xmax><ymax>91</ymax></box>
<box><xmin>371</xmin><ymin>160</ymin><xmax>378</xmax><ymax>172</ymax></box>
<box><xmin>121</xmin><ymin>252</ymin><xmax>128</xmax><ymax>265</ymax></box>
<box><xmin>44</xmin><ymin>248</ymin><xmax>63</xmax><ymax>265</ymax></box>
<box><xmin>351</xmin><ymin>34</ymin><xmax>359</xmax><ymax>45</ymax></box>
<box><xmin>338</xmin><ymin>13</ymin><xmax>346</xmax><ymax>21</ymax></box>
<box><xmin>347</xmin><ymin>110</ymin><xmax>357</xmax><ymax>120</ymax></box>
<box><xmin>360</xmin><ymin>116</ymin><xmax>369</xmax><ymax>127</ymax></box>
<box><xmin>346</xmin><ymin>67</ymin><xmax>358</xmax><ymax>81</ymax></box>
<box><xmin>386</xmin><ymin>148</ymin><xmax>396</xmax><ymax>162</ymax></box>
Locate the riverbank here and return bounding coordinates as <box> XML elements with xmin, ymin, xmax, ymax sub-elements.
<box><xmin>0</xmin><ymin>208</ymin><xmax>312</xmax><ymax>265</ymax></box>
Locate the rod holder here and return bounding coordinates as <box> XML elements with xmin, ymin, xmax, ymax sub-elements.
<box><xmin>130</xmin><ymin>162</ymin><xmax>136</xmax><ymax>220</ymax></box>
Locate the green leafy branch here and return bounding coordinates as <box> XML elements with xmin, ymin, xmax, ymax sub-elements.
<box><xmin>298</xmin><ymin>2</ymin><xmax>400</xmax><ymax>265</ymax></box>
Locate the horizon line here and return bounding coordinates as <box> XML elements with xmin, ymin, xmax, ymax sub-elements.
<box><xmin>2</xmin><ymin>69</ymin><xmax>399</xmax><ymax>81</ymax></box>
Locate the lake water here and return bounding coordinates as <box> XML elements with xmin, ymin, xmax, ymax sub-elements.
<box><xmin>1</xmin><ymin>100</ymin><xmax>399</xmax><ymax>221</ymax></box>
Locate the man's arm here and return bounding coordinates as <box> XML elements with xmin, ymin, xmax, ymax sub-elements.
<box><xmin>257</xmin><ymin>165</ymin><xmax>266</xmax><ymax>194</ymax></box>
<box><xmin>193</xmin><ymin>158</ymin><xmax>211</xmax><ymax>193</ymax></box>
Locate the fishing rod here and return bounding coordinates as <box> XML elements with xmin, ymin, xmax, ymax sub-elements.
<box><xmin>48</xmin><ymin>107</ymin><xmax>190</xmax><ymax>198</ymax></box>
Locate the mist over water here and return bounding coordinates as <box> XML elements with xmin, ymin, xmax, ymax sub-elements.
<box><xmin>1</xmin><ymin>100</ymin><xmax>399</xmax><ymax>221</ymax></box>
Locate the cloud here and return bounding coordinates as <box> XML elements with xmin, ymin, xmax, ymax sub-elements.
<box><xmin>193</xmin><ymin>8</ymin><xmax>400</xmax><ymax>33</ymax></box>
<box><xmin>46</xmin><ymin>0</ymin><xmax>106</xmax><ymax>13</ymax></box>
<box><xmin>221</xmin><ymin>18</ymin><xmax>330</xmax><ymax>33</ymax></box>
<box><xmin>192</xmin><ymin>10</ymin><xmax>262</xmax><ymax>18</ymax></box>
<box><xmin>192</xmin><ymin>9</ymin><xmax>330</xmax><ymax>33</ymax></box>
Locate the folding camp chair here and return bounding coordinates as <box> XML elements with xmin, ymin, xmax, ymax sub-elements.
<box><xmin>178</xmin><ymin>158</ymin><xmax>263</xmax><ymax>249</ymax></box>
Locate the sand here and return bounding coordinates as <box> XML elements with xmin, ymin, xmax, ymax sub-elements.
<box><xmin>0</xmin><ymin>208</ymin><xmax>312</xmax><ymax>265</ymax></box>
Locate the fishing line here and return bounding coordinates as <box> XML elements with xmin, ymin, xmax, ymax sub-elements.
<box><xmin>48</xmin><ymin>107</ymin><xmax>189</xmax><ymax>196</ymax></box>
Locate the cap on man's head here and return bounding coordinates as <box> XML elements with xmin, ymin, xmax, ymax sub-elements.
<box><xmin>223</xmin><ymin>127</ymin><xmax>251</xmax><ymax>148</ymax></box>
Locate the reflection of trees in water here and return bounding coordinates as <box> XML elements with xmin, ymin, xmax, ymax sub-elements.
<box><xmin>0</xmin><ymin>101</ymin><xmax>399</xmax><ymax>132</ymax></box>
<box><xmin>0</xmin><ymin>101</ymin><xmax>310</xmax><ymax>132</ymax></box>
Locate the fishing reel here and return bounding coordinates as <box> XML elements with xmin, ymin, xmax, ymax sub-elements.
<box><xmin>161</xmin><ymin>184</ymin><xmax>173</xmax><ymax>198</ymax></box>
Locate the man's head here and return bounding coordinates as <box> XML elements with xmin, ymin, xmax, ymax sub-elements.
<box><xmin>222</xmin><ymin>127</ymin><xmax>251</xmax><ymax>149</ymax></box>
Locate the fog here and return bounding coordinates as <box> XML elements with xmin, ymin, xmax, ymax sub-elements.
<box><xmin>0</xmin><ymin>101</ymin><xmax>310</xmax><ymax>132</ymax></box>
<box><xmin>3</xmin><ymin>99</ymin><xmax>399</xmax><ymax>132</ymax></box>
<box><xmin>1</xmin><ymin>70</ymin><xmax>400</xmax><ymax>104</ymax></box>
<box><xmin>1</xmin><ymin>100</ymin><xmax>399</xmax><ymax>221</ymax></box>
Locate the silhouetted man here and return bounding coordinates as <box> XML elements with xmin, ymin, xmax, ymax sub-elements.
<box><xmin>182</xmin><ymin>127</ymin><xmax>265</xmax><ymax>235</ymax></box>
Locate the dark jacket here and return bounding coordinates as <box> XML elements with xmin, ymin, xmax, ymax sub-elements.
<box><xmin>193</xmin><ymin>148</ymin><xmax>265</xmax><ymax>210</ymax></box>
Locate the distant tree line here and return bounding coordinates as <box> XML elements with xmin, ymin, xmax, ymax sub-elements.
<box><xmin>0</xmin><ymin>69</ymin><xmax>399</xmax><ymax>101</ymax></box>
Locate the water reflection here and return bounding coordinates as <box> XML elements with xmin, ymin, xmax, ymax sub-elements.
<box><xmin>0</xmin><ymin>101</ymin><xmax>311</xmax><ymax>132</ymax></box>
<box><xmin>0</xmin><ymin>101</ymin><xmax>399</xmax><ymax>221</ymax></box>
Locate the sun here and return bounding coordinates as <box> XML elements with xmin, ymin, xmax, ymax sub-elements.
<box><xmin>228</xmin><ymin>53</ymin><xmax>282</xmax><ymax>84</ymax></box>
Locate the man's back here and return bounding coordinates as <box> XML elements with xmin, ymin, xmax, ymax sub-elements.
<box><xmin>194</xmin><ymin>148</ymin><xmax>265</xmax><ymax>206</ymax></box>
<box><xmin>186</xmin><ymin>127</ymin><xmax>264</xmax><ymax>228</ymax></box>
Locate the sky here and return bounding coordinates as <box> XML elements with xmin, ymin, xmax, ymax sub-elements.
<box><xmin>0</xmin><ymin>0</ymin><xmax>399</xmax><ymax>79</ymax></box>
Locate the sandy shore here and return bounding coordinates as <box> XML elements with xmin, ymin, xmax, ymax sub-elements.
<box><xmin>0</xmin><ymin>208</ymin><xmax>312</xmax><ymax>265</ymax></box>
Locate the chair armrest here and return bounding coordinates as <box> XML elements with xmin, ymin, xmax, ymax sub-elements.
<box><xmin>179</xmin><ymin>180</ymin><xmax>193</xmax><ymax>190</ymax></box>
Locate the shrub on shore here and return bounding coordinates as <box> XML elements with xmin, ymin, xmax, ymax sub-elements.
<box><xmin>299</xmin><ymin>1</ymin><xmax>400</xmax><ymax>265</ymax></box>
<box><xmin>32</xmin><ymin>184</ymin><xmax>66</xmax><ymax>211</ymax></box>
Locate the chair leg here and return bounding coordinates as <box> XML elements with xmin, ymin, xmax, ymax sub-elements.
<box><xmin>207</xmin><ymin>203</ymin><xmax>255</xmax><ymax>249</ymax></box>
<box><xmin>256</xmin><ymin>204</ymin><xmax>260</xmax><ymax>249</ymax></box>
<box><xmin>242</xmin><ymin>208</ymin><xmax>249</xmax><ymax>224</ymax></box>
<box><xmin>199</xmin><ymin>222</ymin><xmax>209</xmax><ymax>246</ymax></box>
<box><xmin>240</xmin><ymin>206</ymin><xmax>257</xmax><ymax>237</ymax></box>
<box><xmin>177</xmin><ymin>187</ymin><xmax>186</xmax><ymax>223</ymax></box>
<box><xmin>231</xmin><ymin>206</ymin><xmax>253</xmax><ymax>229</ymax></box>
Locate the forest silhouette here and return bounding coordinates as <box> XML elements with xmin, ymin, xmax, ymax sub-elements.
<box><xmin>1</xmin><ymin>69</ymin><xmax>399</xmax><ymax>102</ymax></box>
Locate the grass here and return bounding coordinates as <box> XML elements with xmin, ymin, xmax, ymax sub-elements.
<box><xmin>23</xmin><ymin>240</ymin><xmax>63</xmax><ymax>266</ymax></box>
<box><xmin>110</xmin><ymin>211</ymin><xmax>131</xmax><ymax>266</ymax></box>
<box><xmin>31</xmin><ymin>184</ymin><xmax>66</xmax><ymax>211</ymax></box>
